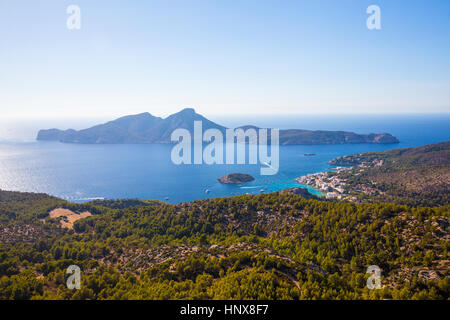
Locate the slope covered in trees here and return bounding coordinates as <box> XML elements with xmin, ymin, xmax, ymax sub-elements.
<box><xmin>324</xmin><ymin>141</ymin><xmax>450</xmax><ymax>206</ymax></box>
<box><xmin>0</xmin><ymin>190</ymin><xmax>448</xmax><ymax>300</ymax></box>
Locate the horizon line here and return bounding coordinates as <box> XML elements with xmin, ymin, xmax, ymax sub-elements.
<box><xmin>1</xmin><ymin>111</ymin><xmax>450</xmax><ymax>120</ymax></box>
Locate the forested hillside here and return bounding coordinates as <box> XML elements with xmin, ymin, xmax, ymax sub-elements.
<box><xmin>313</xmin><ymin>141</ymin><xmax>450</xmax><ymax>206</ymax></box>
<box><xmin>0</xmin><ymin>190</ymin><xmax>448</xmax><ymax>300</ymax></box>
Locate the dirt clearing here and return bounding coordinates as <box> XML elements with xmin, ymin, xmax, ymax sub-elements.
<box><xmin>48</xmin><ymin>208</ymin><xmax>92</xmax><ymax>229</ymax></box>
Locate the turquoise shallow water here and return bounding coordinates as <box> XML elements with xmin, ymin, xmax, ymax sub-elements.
<box><xmin>0</xmin><ymin>114</ymin><xmax>448</xmax><ymax>203</ymax></box>
<box><xmin>263</xmin><ymin>180</ymin><xmax>324</xmax><ymax>196</ymax></box>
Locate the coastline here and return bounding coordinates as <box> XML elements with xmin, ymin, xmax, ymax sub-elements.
<box><xmin>261</xmin><ymin>179</ymin><xmax>325</xmax><ymax>197</ymax></box>
<box><xmin>294</xmin><ymin>166</ymin><xmax>353</xmax><ymax>200</ymax></box>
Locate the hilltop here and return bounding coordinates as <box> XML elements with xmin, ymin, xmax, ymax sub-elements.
<box><xmin>37</xmin><ymin>108</ymin><xmax>399</xmax><ymax>145</ymax></box>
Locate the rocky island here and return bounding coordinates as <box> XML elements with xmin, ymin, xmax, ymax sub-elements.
<box><xmin>218</xmin><ymin>173</ymin><xmax>255</xmax><ymax>184</ymax></box>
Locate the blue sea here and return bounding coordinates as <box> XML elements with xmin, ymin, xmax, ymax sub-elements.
<box><xmin>0</xmin><ymin>114</ymin><xmax>448</xmax><ymax>203</ymax></box>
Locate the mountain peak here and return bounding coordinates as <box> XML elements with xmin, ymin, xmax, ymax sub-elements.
<box><xmin>137</xmin><ymin>112</ymin><xmax>152</xmax><ymax>116</ymax></box>
<box><xmin>115</xmin><ymin>112</ymin><xmax>155</xmax><ymax>121</ymax></box>
<box><xmin>178</xmin><ymin>108</ymin><xmax>196</xmax><ymax>114</ymax></box>
<box><xmin>131</xmin><ymin>112</ymin><xmax>155</xmax><ymax>118</ymax></box>
<box><xmin>165</xmin><ymin>108</ymin><xmax>201</xmax><ymax>121</ymax></box>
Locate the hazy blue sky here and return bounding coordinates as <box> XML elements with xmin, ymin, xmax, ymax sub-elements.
<box><xmin>1</xmin><ymin>0</ymin><xmax>449</xmax><ymax>118</ymax></box>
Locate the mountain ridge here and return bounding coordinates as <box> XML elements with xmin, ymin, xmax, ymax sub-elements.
<box><xmin>37</xmin><ymin>108</ymin><xmax>399</xmax><ymax>145</ymax></box>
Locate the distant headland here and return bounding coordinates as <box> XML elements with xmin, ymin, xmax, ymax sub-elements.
<box><xmin>37</xmin><ymin>108</ymin><xmax>399</xmax><ymax>145</ymax></box>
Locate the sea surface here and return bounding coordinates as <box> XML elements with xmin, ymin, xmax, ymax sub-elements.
<box><xmin>0</xmin><ymin>114</ymin><xmax>448</xmax><ymax>203</ymax></box>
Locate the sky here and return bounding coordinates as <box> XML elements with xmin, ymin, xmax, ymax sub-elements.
<box><xmin>0</xmin><ymin>0</ymin><xmax>449</xmax><ymax>118</ymax></box>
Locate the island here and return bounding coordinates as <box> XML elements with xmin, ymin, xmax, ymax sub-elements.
<box><xmin>218</xmin><ymin>173</ymin><xmax>255</xmax><ymax>184</ymax></box>
<box><xmin>37</xmin><ymin>108</ymin><xmax>399</xmax><ymax>145</ymax></box>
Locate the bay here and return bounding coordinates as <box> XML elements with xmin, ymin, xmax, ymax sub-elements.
<box><xmin>0</xmin><ymin>114</ymin><xmax>448</xmax><ymax>203</ymax></box>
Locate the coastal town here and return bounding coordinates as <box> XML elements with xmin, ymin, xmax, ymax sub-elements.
<box><xmin>295</xmin><ymin>156</ymin><xmax>385</xmax><ymax>202</ymax></box>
